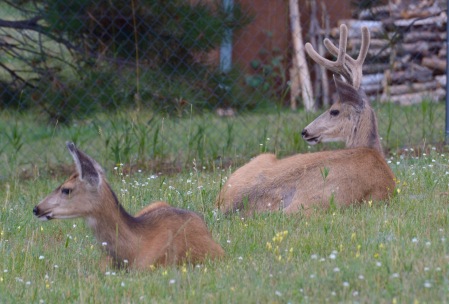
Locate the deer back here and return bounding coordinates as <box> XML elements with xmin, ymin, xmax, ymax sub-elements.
<box><xmin>217</xmin><ymin>148</ymin><xmax>395</xmax><ymax>215</ymax></box>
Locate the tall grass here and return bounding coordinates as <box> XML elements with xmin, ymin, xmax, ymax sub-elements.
<box><xmin>0</xmin><ymin>101</ymin><xmax>444</xmax><ymax>178</ymax></box>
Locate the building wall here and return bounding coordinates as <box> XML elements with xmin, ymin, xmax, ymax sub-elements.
<box><xmin>232</xmin><ymin>0</ymin><xmax>352</xmax><ymax>71</ymax></box>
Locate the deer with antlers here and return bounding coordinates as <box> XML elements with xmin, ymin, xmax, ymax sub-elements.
<box><xmin>34</xmin><ymin>142</ymin><xmax>224</xmax><ymax>270</ymax></box>
<box><xmin>216</xmin><ymin>24</ymin><xmax>395</xmax><ymax>215</ymax></box>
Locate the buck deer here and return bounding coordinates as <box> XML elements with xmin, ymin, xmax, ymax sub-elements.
<box><xmin>33</xmin><ymin>142</ymin><xmax>224</xmax><ymax>270</ymax></box>
<box><xmin>216</xmin><ymin>24</ymin><xmax>395</xmax><ymax>215</ymax></box>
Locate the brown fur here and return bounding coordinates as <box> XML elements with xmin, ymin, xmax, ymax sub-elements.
<box><xmin>216</xmin><ymin>148</ymin><xmax>395</xmax><ymax>215</ymax></box>
<box><xmin>34</xmin><ymin>143</ymin><xmax>224</xmax><ymax>270</ymax></box>
<box><xmin>216</xmin><ymin>25</ymin><xmax>395</xmax><ymax>215</ymax></box>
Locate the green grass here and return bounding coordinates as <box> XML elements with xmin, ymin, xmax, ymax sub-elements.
<box><xmin>0</xmin><ymin>102</ymin><xmax>448</xmax><ymax>302</ymax></box>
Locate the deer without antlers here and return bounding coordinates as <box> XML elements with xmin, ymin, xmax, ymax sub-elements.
<box><xmin>216</xmin><ymin>24</ymin><xmax>395</xmax><ymax>215</ymax></box>
<box><xmin>34</xmin><ymin>142</ymin><xmax>224</xmax><ymax>270</ymax></box>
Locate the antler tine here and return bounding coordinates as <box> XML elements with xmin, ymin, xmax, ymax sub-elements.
<box><xmin>305</xmin><ymin>24</ymin><xmax>352</xmax><ymax>87</ymax></box>
<box><xmin>323</xmin><ymin>25</ymin><xmax>370</xmax><ymax>89</ymax></box>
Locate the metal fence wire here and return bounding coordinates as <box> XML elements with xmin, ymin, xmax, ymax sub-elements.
<box><xmin>0</xmin><ymin>0</ymin><xmax>447</xmax><ymax>175</ymax></box>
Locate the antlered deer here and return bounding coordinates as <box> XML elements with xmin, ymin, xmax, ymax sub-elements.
<box><xmin>34</xmin><ymin>142</ymin><xmax>224</xmax><ymax>270</ymax></box>
<box><xmin>216</xmin><ymin>24</ymin><xmax>395</xmax><ymax>215</ymax></box>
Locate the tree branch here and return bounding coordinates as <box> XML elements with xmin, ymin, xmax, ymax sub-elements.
<box><xmin>0</xmin><ymin>16</ymin><xmax>42</xmax><ymax>30</ymax></box>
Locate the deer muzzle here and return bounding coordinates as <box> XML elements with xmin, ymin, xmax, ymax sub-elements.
<box><xmin>301</xmin><ymin>129</ymin><xmax>320</xmax><ymax>145</ymax></box>
<box><xmin>33</xmin><ymin>205</ymin><xmax>53</xmax><ymax>221</ymax></box>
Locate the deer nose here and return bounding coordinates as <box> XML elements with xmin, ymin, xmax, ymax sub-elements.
<box><xmin>33</xmin><ymin>206</ymin><xmax>38</xmax><ymax>215</ymax></box>
<box><xmin>301</xmin><ymin>129</ymin><xmax>308</xmax><ymax>138</ymax></box>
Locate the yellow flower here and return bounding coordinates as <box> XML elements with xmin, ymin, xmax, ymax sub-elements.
<box><xmin>288</xmin><ymin>248</ymin><xmax>294</xmax><ymax>261</ymax></box>
<box><xmin>397</xmin><ymin>188</ymin><xmax>401</xmax><ymax>194</ymax></box>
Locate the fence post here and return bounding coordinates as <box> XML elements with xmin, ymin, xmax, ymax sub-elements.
<box><xmin>220</xmin><ymin>0</ymin><xmax>234</xmax><ymax>73</ymax></box>
<box><xmin>446</xmin><ymin>0</ymin><xmax>449</xmax><ymax>144</ymax></box>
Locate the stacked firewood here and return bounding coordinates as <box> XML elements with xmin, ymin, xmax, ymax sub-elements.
<box><xmin>331</xmin><ymin>0</ymin><xmax>447</xmax><ymax>105</ymax></box>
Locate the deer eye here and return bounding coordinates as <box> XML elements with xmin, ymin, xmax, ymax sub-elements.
<box><xmin>61</xmin><ymin>188</ymin><xmax>72</xmax><ymax>195</ymax></box>
<box><xmin>330</xmin><ymin>110</ymin><xmax>340</xmax><ymax>116</ymax></box>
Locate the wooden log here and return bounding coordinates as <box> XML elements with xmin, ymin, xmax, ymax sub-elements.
<box><xmin>391</xmin><ymin>13</ymin><xmax>447</xmax><ymax>28</ymax></box>
<box><xmin>439</xmin><ymin>45</ymin><xmax>446</xmax><ymax>57</ymax></box>
<box><xmin>436</xmin><ymin>75</ymin><xmax>446</xmax><ymax>86</ymax></box>
<box><xmin>289</xmin><ymin>63</ymin><xmax>300</xmax><ymax>110</ymax></box>
<box><xmin>332</xmin><ymin>20</ymin><xmax>384</xmax><ymax>38</ymax></box>
<box><xmin>289</xmin><ymin>0</ymin><xmax>314</xmax><ymax>111</ymax></box>
<box><xmin>422</xmin><ymin>56</ymin><xmax>446</xmax><ymax>72</ymax></box>
<box><xmin>361</xmin><ymin>73</ymin><xmax>384</xmax><ymax>86</ymax></box>
<box><xmin>402</xmin><ymin>31</ymin><xmax>446</xmax><ymax>43</ymax></box>
<box><xmin>363</xmin><ymin>63</ymin><xmax>392</xmax><ymax>74</ymax></box>
<box><xmin>349</xmin><ymin>38</ymin><xmax>391</xmax><ymax>49</ymax></box>
<box><xmin>385</xmin><ymin>65</ymin><xmax>433</xmax><ymax>84</ymax></box>
<box><xmin>398</xmin><ymin>41</ymin><xmax>430</xmax><ymax>55</ymax></box>
<box><xmin>363</xmin><ymin>83</ymin><xmax>383</xmax><ymax>95</ymax></box>
<box><xmin>381</xmin><ymin>88</ymin><xmax>446</xmax><ymax>105</ymax></box>
<box><xmin>402</xmin><ymin>0</ymin><xmax>444</xmax><ymax>17</ymax></box>
<box><xmin>347</xmin><ymin>47</ymin><xmax>391</xmax><ymax>59</ymax></box>
<box><xmin>358</xmin><ymin>5</ymin><xmax>393</xmax><ymax>20</ymax></box>
<box><xmin>384</xmin><ymin>80</ymin><xmax>438</xmax><ymax>96</ymax></box>
<box><xmin>337</xmin><ymin>19</ymin><xmax>383</xmax><ymax>31</ymax></box>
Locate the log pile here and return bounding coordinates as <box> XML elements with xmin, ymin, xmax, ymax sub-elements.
<box><xmin>329</xmin><ymin>0</ymin><xmax>447</xmax><ymax>105</ymax></box>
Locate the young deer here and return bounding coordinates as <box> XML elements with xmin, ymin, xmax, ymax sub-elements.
<box><xmin>33</xmin><ymin>142</ymin><xmax>224</xmax><ymax>270</ymax></box>
<box><xmin>216</xmin><ymin>24</ymin><xmax>395</xmax><ymax>215</ymax></box>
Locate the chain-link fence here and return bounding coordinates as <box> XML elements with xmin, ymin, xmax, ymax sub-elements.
<box><xmin>0</xmin><ymin>0</ymin><xmax>447</xmax><ymax>177</ymax></box>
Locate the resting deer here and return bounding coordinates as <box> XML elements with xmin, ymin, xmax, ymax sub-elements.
<box><xmin>33</xmin><ymin>142</ymin><xmax>224</xmax><ymax>270</ymax></box>
<box><xmin>216</xmin><ymin>24</ymin><xmax>395</xmax><ymax>215</ymax></box>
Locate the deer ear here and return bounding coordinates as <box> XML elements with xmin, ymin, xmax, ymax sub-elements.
<box><xmin>66</xmin><ymin>142</ymin><xmax>103</xmax><ymax>188</ymax></box>
<box><xmin>334</xmin><ymin>75</ymin><xmax>365</xmax><ymax>109</ymax></box>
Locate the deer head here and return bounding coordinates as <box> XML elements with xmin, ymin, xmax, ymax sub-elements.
<box><xmin>33</xmin><ymin>142</ymin><xmax>105</xmax><ymax>220</ymax></box>
<box><xmin>301</xmin><ymin>24</ymin><xmax>382</xmax><ymax>155</ymax></box>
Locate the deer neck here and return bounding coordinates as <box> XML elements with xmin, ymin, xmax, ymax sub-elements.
<box><xmin>346</xmin><ymin>107</ymin><xmax>384</xmax><ymax>157</ymax></box>
<box><xmin>86</xmin><ymin>183</ymin><xmax>139</xmax><ymax>265</ymax></box>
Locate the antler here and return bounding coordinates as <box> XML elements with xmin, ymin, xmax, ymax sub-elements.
<box><xmin>305</xmin><ymin>24</ymin><xmax>370</xmax><ymax>90</ymax></box>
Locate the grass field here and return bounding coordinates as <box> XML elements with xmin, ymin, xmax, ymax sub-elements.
<box><xmin>1</xmin><ymin>102</ymin><xmax>449</xmax><ymax>303</ymax></box>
